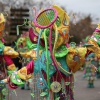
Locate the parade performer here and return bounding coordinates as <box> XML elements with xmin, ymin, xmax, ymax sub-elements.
<box><xmin>1</xmin><ymin>6</ymin><xmax>100</xmax><ymax>100</ymax></box>
<box><xmin>0</xmin><ymin>13</ymin><xmax>19</xmax><ymax>78</ymax></box>
<box><xmin>0</xmin><ymin>13</ymin><xmax>19</xmax><ymax>99</ymax></box>
<box><xmin>91</xmin><ymin>25</ymin><xmax>100</xmax><ymax>78</ymax></box>
<box><xmin>83</xmin><ymin>53</ymin><xmax>97</xmax><ymax>88</ymax></box>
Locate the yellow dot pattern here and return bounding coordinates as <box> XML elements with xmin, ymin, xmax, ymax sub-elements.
<box><xmin>37</xmin><ymin>10</ymin><xmax>55</xmax><ymax>27</ymax></box>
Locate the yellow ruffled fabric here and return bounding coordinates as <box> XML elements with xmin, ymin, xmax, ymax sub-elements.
<box><xmin>66</xmin><ymin>47</ymin><xmax>87</xmax><ymax>73</ymax></box>
<box><xmin>18</xmin><ymin>67</ymin><xmax>33</xmax><ymax>81</ymax></box>
<box><xmin>3</xmin><ymin>46</ymin><xmax>19</xmax><ymax>58</ymax></box>
<box><xmin>8</xmin><ymin>64</ymin><xmax>16</xmax><ymax>71</ymax></box>
<box><xmin>0</xmin><ymin>13</ymin><xmax>6</xmax><ymax>24</ymax></box>
<box><xmin>87</xmin><ymin>40</ymin><xmax>100</xmax><ymax>58</ymax></box>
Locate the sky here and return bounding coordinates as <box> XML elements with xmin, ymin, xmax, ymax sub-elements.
<box><xmin>53</xmin><ymin>0</ymin><xmax>100</xmax><ymax>19</ymax></box>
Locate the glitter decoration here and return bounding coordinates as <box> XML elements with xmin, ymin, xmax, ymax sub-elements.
<box><xmin>50</xmin><ymin>81</ymin><xmax>61</xmax><ymax>93</ymax></box>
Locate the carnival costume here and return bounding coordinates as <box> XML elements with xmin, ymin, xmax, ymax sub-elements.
<box><xmin>1</xmin><ymin>6</ymin><xmax>100</xmax><ymax>100</ymax></box>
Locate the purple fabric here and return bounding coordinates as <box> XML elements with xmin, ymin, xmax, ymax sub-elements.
<box><xmin>66</xmin><ymin>43</ymin><xmax>70</xmax><ymax>48</ymax></box>
<box><xmin>8</xmin><ymin>76</ymin><xmax>18</xmax><ymax>90</ymax></box>
<box><xmin>29</xmin><ymin>28</ymin><xmax>45</xmax><ymax>47</ymax></box>
<box><xmin>3</xmin><ymin>55</ymin><xmax>13</xmax><ymax>66</ymax></box>
<box><xmin>29</xmin><ymin>28</ymin><xmax>38</xmax><ymax>43</ymax></box>
<box><xmin>94</xmin><ymin>29</ymin><xmax>100</xmax><ymax>32</ymax></box>
<box><xmin>26</xmin><ymin>61</ymin><xmax>34</xmax><ymax>74</ymax></box>
<box><xmin>1</xmin><ymin>38</ymin><xmax>5</xmax><ymax>43</ymax></box>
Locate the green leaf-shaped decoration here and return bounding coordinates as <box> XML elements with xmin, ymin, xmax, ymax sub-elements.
<box><xmin>30</xmin><ymin>93</ymin><xmax>35</xmax><ymax>98</ymax></box>
<box><xmin>65</xmin><ymin>82</ymin><xmax>70</xmax><ymax>85</ymax></box>
<box><xmin>2</xmin><ymin>88</ymin><xmax>8</xmax><ymax>96</ymax></box>
<box><xmin>55</xmin><ymin>97</ymin><xmax>60</xmax><ymax>100</ymax></box>
<box><xmin>40</xmin><ymin>92</ymin><xmax>48</xmax><ymax>97</ymax></box>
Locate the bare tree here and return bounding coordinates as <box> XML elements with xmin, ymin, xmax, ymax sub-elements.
<box><xmin>69</xmin><ymin>14</ymin><xmax>94</xmax><ymax>44</ymax></box>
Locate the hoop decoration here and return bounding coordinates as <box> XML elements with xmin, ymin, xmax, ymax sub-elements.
<box><xmin>34</xmin><ymin>8</ymin><xmax>58</xmax><ymax>89</ymax></box>
<box><xmin>34</xmin><ymin>8</ymin><xmax>58</xmax><ymax>29</ymax></box>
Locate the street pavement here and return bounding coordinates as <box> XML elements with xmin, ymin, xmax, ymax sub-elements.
<box><xmin>10</xmin><ymin>71</ymin><xmax>100</xmax><ymax>100</ymax></box>
<box><xmin>74</xmin><ymin>71</ymin><xmax>100</xmax><ymax>100</ymax></box>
